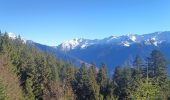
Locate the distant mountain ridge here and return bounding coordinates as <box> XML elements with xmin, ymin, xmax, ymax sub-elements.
<box><xmin>15</xmin><ymin>31</ymin><xmax>170</xmax><ymax>75</ymax></box>
<box><xmin>54</xmin><ymin>31</ymin><xmax>170</xmax><ymax>75</ymax></box>
<box><xmin>57</xmin><ymin>31</ymin><xmax>170</xmax><ymax>51</ymax></box>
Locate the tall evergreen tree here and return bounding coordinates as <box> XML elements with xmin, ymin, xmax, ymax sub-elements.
<box><xmin>149</xmin><ymin>50</ymin><xmax>168</xmax><ymax>81</ymax></box>
<box><xmin>88</xmin><ymin>65</ymin><xmax>100</xmax><ymax>100</ymax></box>
<box><xmin>121</xmin><ymin>66</ymin><xmax>133</xmax><ymax>99</ymax></box>
<box><xmin>0</xmin><ymin>79</ymin><xmax>7</xmax><ymax>100</ymax></box>
<box><xmin>133</xmin><ymin>55</ymin><xmax>143</xmax><ymax>78</ymax></box>
<box><xmin>33</xmin><ymin>56</ymin><xmax>46</xmax><ymax>100</ymax></box>
<box><xmin>132</xmin><ymin>79</ymin><xmax>160</xmax><ymax>100</ymax></box>
<box><xmin>113</xmin><ymin>66</ymin><xmax>133</xmax><ymax>99</ymax></box>
<box><xmin>73</xmin><ymin>63</ymin><xmax>90</xmax><ymax>100</ymax></box>
<box><xmin>25</xmin><ymin>78</ymin><xmax>35</xmax><ymax>100</ymax></box>
<box><xmin>148</xmin><ymin>50</ymin><xmax>169</xmax><ymax>98</ymax></box>
<box><xmin>97</xmin><ymin>64</ymin><xmax>109</xmax><ymax>99</ymax></box>
<box><xmin>90</xmin><ymin>63</ymin><xmax>98</xmax><ymax>79</ymax></box>
<box><xmin>112</xmin><ymin>66</ymin><xmax>123</xmax><ymax>99</ymax></box>
<box><xmin>61</xmin><ymin>63</ymin><xmax>75</xmax><ymax>99</ymax></box>
<box><xmin>131</xmin><ymin>55</ymin><xmax>143</xmax><ymax>93</ymax></box>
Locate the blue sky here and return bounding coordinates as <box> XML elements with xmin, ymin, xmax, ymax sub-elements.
<box><xmin>0</xmin><ymin>0</ymin><xmax>170</xmax><ymax>46</ymax></box>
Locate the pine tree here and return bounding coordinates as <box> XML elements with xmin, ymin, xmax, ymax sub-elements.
<box><xmin>0</xmin><ymin>79</ymin><xmax>7</xmax><ymax>100</ymax></box>
<box><xmin>131</xmin><ymin>55</ymin><xmax>143</xmax><ymax>93</ymax></box>
<box><xmin>121</xmin><ymin>66</ymin><xmax>133</xmax><ymax>99</ymax></box>
<box><xmin>149</xmin><ymin>50</ymin><xmax>168</xmax><ymax>81</ymax></box>
<box><xmin>61</xmin><ymin>63</ymin><xmax>75</xmax><ymax>99</ymax></box>
<box><xmin>45</xmin><ymin>53</ymin><xmax>59</xmax><ymax>81</ymax></box>
<box><xmin>90</xmin><ymin>63</ymin><xmax>98</xmax><ymax>79</ymax></box>
<box><xmin>148</xmin><ymin>50</ymin><xmax>169</xmax><ymax>98</ymax></box>
<box><xmin>33</xmin><ymin>56</ymin><xmax>46</xmax><ymax>100</ymax></box>
<box><xmin>168</xmin><ymin>80</ymin><xmax>170</xmax><ymax>99</ymax></box>
<box><xmin>1</xmin><ymin>33</ymin><xmax>11</xmax><ymax>55</ymax></box>
<box><xmin>113</xmin><ymin>66</ymin><xmax>133</xmax><ymax>99</ymax></box>
<box><xmin>88</xmin><ymin>65</ymin><xmax>100</xmax><ymax>100</ymax></box>
<box><xmin>133</xmin><ymin>55</ymin><xmax>143</xmax><ymax>79</ymax></box>
<box><xmin>25</xmin><ymin>78</ymin><xmax>35</xmax><ymax>100</ymax></box>
<box><xmin>73</xmin><ymin>63</ymin><xmax>90</xmax><ymax>100</ymax></box>
<box><xmin>132</xmin><ymin>79</ymin><xmax>160</xmax><ymax>100</ymax></box>
<box><xmin>97</xmin><ymin>64</ymin><xmax>109</xmax><ymax>99</ymax></box>
<box><xmin>112</xmin><ymin>66</ymin><xmax>123</xmax><ymax>99</ymax></box>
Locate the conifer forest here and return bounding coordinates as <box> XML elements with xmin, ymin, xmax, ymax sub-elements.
<box><xmin>0</xmin><ymin>32</ymin><xmax>170</xmax><ymax>100</ymax></box>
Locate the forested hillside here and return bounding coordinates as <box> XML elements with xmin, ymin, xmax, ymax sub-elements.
<box><xmin>0</xmin><ymin>32</ymin><xmax>170</xmax><ymax>100</ymax></box>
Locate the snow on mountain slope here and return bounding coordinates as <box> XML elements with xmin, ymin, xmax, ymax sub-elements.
<box><xmin>59</xmin><ymin>38</ymin><xmax>89</xmax><ymax>51</ymax></box>
<box><xmin>8</xmin><ymin>32</ymin><xmax>17</xmax><ymax>39</ymax></box>
<box><xmin>8</xmin><ymin>32</ymin><xmax>26</xmax><ymax>43</ymax></box>
<box><xmin>57</xmin><ymin>31</ymin><xmax>170</xmax><ymax>51</ymax></box>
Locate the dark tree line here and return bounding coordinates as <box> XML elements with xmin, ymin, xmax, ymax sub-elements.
<box><xmin>0</xmin><ymin>32</ymin><xmax>170</xmax><ymax>100</ymax></box>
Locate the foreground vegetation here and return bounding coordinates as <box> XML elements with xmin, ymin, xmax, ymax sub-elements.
<box><xmin>0</xmin><ymin>32</ymin><xmax>170</xmax><ymax>100</ymax></box>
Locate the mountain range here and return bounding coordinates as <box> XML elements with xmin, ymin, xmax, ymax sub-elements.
<box><xmin>10</xmin><ymin>31</ymin><xmax>170</xmax><ymax>76</ymax></box>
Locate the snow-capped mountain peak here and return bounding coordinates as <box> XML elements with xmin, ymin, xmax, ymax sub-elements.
<box><xmin>110</xmin><ymin>35</ymin><xmax>119</xmax><ymax>39</ymax></box>
<box><xmin>7</xmin><ymin>32</ymin><xmax>26</xmax><ymax>43</ymax></box>
<box><xmin>128</xmin><ymin>35</ymin><xmax>137</xmax><ymax>42</ymax></box>
<box><xmin>121</xmin><ymin>41</ymin><xmax>130</xmax><ymax>47</ymax></box>
<box><xmin>8</xmin><ymin>32</ymin><xmax>17</xmax><ymax>39</ymax></box>
<box><xmin>58</xmin><ymin>31</ymin><xmax>170</xmax><ymax>51</ymax></box>
<box><xmin>59</xmin><ymin>38</ymin><xmax>89</xmax><ymax>51</ymax></box>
